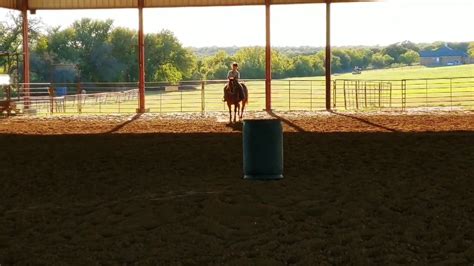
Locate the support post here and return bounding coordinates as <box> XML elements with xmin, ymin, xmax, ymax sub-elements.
<box><xmin>378</xmin><ymin>82</ymin><xmax>381</xmax><ymax>108</ymax></box>
<box><xmin>201</xmin><ymin>80</ymin><xmax>205</xmax><ymax>114</ymax></box>
<box><xmin>22</xmin><ymin>0</ymin><xmax>31</xmax><ymax>109</ymax></box>
<box><xmin>325</xmin><ymin>1</ymin><xmax>331</xmax><ymax>111</ymax></box>
<box><xmin>355</xmin><ymin>81</ymin><xmax>359</xmax><ymax>110</ymax></box>
<box><xmin>77</xmin><ymin>82</ymin><xmax>82</xmax><ymax>113</ymax></box>
<box><xmin>265</xmin><ymin>0</ymin><xmax>271</xmax><ymax>111</ymax></box>
<box><xmin>137</xmin><ymin>0</ymin><xmax>146</xmax><ymax>113</ymax></box>
<box><xmin>364</xmin><ymin>81</ymin><xmax>367</xmax><ymax>108</ymax></box>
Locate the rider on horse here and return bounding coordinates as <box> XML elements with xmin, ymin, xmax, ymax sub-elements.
<box><xmin>224</xmin><ymin>62</ymin><xmax>245</xmax><ymax>101</ymax></box>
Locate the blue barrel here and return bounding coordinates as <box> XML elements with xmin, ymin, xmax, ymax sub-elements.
<box><xmin>243</xmin><ymin>119</ymin><xmax>283</xmax><ymax>180</ymax></box>
<box><xmin>56</xmin><ymin>87</ymin><xmax>67</xmax><ymax>96</ymax></box>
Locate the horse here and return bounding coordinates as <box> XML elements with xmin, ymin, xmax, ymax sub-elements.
<box><xmin>224</xmin><ymin>80</ymin><xmax>248</xmax><ymax>123</ymax></box>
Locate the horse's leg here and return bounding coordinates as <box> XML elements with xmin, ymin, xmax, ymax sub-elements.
<box><xmin>240</xmin><ymin>100</ymin><xmax>245</xmax><ymax>119</ymax></box>
<box><xmin>236</xmin><ymin>104</ymin><xmax>240</xmax><ymax>121</ymax></box>
<box><xmin>238</xmin><ymin>103</ymin><xmax>242</xmax><ymax>121</ymax></box>
<box><xmin>227</xmin><ymin>102</ymin><xmax>232</xmax><ymax>123</ymax></box>
<box><xmin>234</xmin><ymin>104</ymin><xmax>239</xmax><ymax>123</ymax></box>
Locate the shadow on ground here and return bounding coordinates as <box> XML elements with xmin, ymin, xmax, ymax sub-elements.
<box><xmin>0</xmin><ymin>131</ymin><xmax>473</xmax><ymax>264</ymax></box>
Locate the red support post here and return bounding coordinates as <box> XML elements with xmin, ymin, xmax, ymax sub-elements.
<box><xmin>325</xmin><ymin>1</ymin><xmax>332</xmax><ymax>111</ymax></box>
<box><xmin>137</xmin><ymin>0</ymin><xmax>146</xmax><ymax>113</ymax></box>
<box><xmin>22</xmin><ymin>0</ymin><xmax>31</xmax><ymax>109</ymax></box>
<box><xmin>265</xmin><ymin>0</ymin><xmax>271</xmax><ymax>112</ymax></box>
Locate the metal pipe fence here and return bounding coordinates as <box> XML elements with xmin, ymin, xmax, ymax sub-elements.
<box><xmin>5</xmin><ymin>82</ymin><xmax>139</xmax><ymax>115</ymax></box>
<box><xmin>3</xmin><ymin>76</ymin><xmax>473</xmax><ymax>116</ymax></box>
<box><xmin>334</xmin><ymin>77</ymin><xmax>474</xmax><ymax>111</ymax></box>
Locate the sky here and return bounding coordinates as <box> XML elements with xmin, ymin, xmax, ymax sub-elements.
<box><xmin>1</xmin><ymin>0</ymin><xmax>474</xmax><ymax>47</ymax></box>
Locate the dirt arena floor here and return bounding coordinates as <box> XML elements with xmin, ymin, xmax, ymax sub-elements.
<box><xmin>0</xmin><ymin>111</ymin><xmax>473</xmax><ymax>265</ymax></box>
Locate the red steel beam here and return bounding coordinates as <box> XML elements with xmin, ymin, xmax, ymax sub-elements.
<box><xmin>22</xmin><ymin>0</ymin><xmax>31</xmax><ymax>109</ymax></box>
<box><xmin>137</xmin><ymin>0</ymin><xmax>146</xmax><ymax>113</ymax></box>
<box><xmin>325</xmin><ymin>1</ymin><xmax>331</xmax><ymax>111</ymax></box>
<box><xmin>265</xmin><ymin>0</ymin><xmax>271</xmax><ymax>111</ymax></box>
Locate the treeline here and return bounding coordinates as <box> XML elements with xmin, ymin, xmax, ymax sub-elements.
<box><xmin>1</xmin><ymin>14</ymin><xmax>473</xmax><ymax>84</ymax></box>
<box><xmin>191</xmin><ymin>46</ymin><xmax>322</xmax><ymax>57</ymax></box>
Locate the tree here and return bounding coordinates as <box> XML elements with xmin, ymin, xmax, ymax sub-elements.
<box><xmin>371</xmin><ymin>53</ymin><xmax>394</xmax><ymax>68</ymax></box>
<box><xmin>291</xmin><ymin>56</ymin><xmax>313</xmax><ymax>77</ymax></box>
<box><xmin>331</xmin><ymin>54</ymin><xmax>342</xmax><ymax>73</ymax></box>
<box><xmin>271</xmin><ymin>50</ymin><xmax>292</xmax><ymax>79</ymax></box>
<box><xmin>201</xmin><ymin>50</ymin><xmax>232</xmax><ymax>80</ymax></box>
<box><xmin>420</xmin><ymin>41</ymin><xmax>444</xmax><ymax>52</ymax></box>
<box><xmin>154</xmin><ymin>63</ymin><xmax>182</xmax><ymax>84</ymax></box>
<box><xmin>234</xmin><ymin>47</ymin><xmax>265</xmax><ymax>79</ymax></box>
<box><xmin>45</xmin><ymin>19</ymin><xmax>118</xmax><ymax>81</ymax></box>
<box><xmin>345</xmin><ymin>48</ymin><xmax>373</xmax><ymax>69</ymax></box>
<box><xmin>88</xmin><ymin>42</ymin><xmax>121</xmax><ymax>82</ymax></box>
<box><xmin>145</xmin><ymin>30</ymin><xmax>196</xmax><ymax>82</ymax></box>
<box><xmin>468</xmin><ymin>42</ymin><xmax>474</xmax><ymax>58</ymax></box>
<box><xmin>71</xmin><ymin>19</ymin><xmax>116</xmax><ymax>81</ymax></box>
<box><xmin>190</xmin><ymin>59</ymin><xmax>207</xmax><ymax>80</ymax></box>
<box><xmin>399</xmin><ymin>50</ymin><xmax>420</xmax><ymax>66</ymax></box>
<box><xmin>400</xmin><ymin>40</ymin><xmax>419</xmax><ymax>52</ymax></box>
<box><xmin>1</xmin><ymin>12</ymin><xmax>43</xmax><ymax>81</ymax></box>
<box><xmin>332</xmin><ymin>49</ymin><xmax>351</xmax><ymax>71</ymax></box>
<box><xmin>383</xmin><ymin>43</ymin><xmax>408</xmax><ymax>63</ymax></box>
<box><xmin>345</xmin><ymin>49</ymin><xmax>364</xmax><ymax>69</ymax></box>
<box><xmin>0</xmin><ymin>12</ymin><xmax>43</xmax><ymax>52</ymax></box>
<box><xmin>310</xmin><ymin>54</ymin><xmax>325</xmax><ymax>76</ymax></box>
<box><xmin>46</xmin><ymin>27</ymin><xmax>79</xmax><ymax>63</ymax></box>
<box><xmin>447</xmin><ymin>42</ymin><xmax>469</xmax><ymax>53</ymax></box>
<box><xmin>110</xmin><ymin>27</ymin><xmax>138</xmax><ymax>82</ymax></box>
<box><xmin>34</xmin><ymin>21</ymin><xmax>197</xmax><ymax>82</ymax></box>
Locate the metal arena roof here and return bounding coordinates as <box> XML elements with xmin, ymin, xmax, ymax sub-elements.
<box><xmin>1</xmin><ymin>0</ymin><xmax>376</xmax><ymax>10</ymax></box>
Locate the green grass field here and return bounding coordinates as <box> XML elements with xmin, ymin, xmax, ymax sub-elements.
<box><xmin>294</xmin><ymin>64</ymin><xmax>474</xmax><ymax>81</ymax></box>
<box><xmin>20</xmin><ymin>65</ymin><xmax>474</xmax><ymax>115</ymax></box>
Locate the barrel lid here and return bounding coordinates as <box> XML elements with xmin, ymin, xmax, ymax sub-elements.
<box><xmin>243</xmin><ymin>118</ymin><xmax>280</xmax><ymax>122</ymax></box>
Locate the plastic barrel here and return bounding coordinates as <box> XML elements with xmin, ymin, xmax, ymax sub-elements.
<box><xmin>243</xmin><ymin>119</ymin><xmax>283</xmax><ymax>180</ymax></box>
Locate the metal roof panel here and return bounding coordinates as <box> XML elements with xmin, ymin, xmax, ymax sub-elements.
<box><xmin>145</xmin><ymin>0</ymin><xmax>264</xmax><ymax>8</ymax></box>
<box><xmin>0</xmin><ymin>0</ymin><xmax>18</xmax><ymax>9</ymax></box>
<box><xmin>2</xmin><ymin>0</ymin><xmax>376</xmax><ymax>10</ymax></box>
<box><xmin>420</xmin><ymin>46</ymin><xmax>468</xmax><ymax>58</ymax></box>
<box><xmin>27</xmin><ymin>0</ymin><xmax>138</xmax><ymax>9</ymax></box>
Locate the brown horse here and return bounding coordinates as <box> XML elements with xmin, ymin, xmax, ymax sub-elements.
<box><xmin>224</xmin><ymin>80</ymin><xmax>248</xmax><ymax>123</ymax></box>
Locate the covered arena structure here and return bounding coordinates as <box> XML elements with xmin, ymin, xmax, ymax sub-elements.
<box><xmin>1</xmin><ymin>1</ymin><xmax>474</xmax><ymax>264</ymax></box>
<box><xmin>1</xmin><ymin>0</ymin><xmax>376</xmax><ymax>113</ymax></box>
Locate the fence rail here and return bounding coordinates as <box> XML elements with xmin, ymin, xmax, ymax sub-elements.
<box><xmin>334</xmin><ymin>77</ymin><xmax>474</xmax><ymax>110</ymax></box>
<box><xmin>1</xmin><ymin>76</ymin><xmax>473</xmax><ymax>116</ymax></box>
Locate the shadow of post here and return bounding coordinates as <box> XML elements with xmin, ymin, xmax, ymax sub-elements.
<box><xmin>106</xmin><ymin>113</ymin><xmax>143</xmax><ymax>133</ymax></box>
<box><xmin>329</xmin><ymin>111</ymin><xmax>399</xmax><ymax>132</ymax></box>
<box><xmin>267</xmin><ymin>111</ymin><xmax>306</xmax><ymax>132</ymax></box>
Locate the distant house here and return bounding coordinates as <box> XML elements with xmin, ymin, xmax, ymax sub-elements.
<box><xmin>420</xmin><ymin>45</ymin><xmax>470</xmax><ymax>66</ymax></box>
